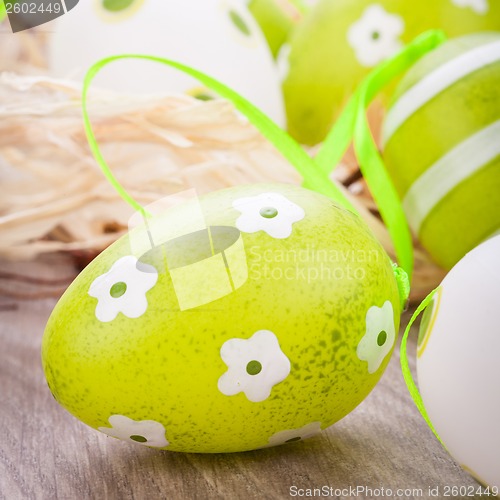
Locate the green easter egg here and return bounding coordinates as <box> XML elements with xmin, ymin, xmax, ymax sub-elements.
<box><xmin>382</xmin><ymin>33</ymin><xmax>500</xmax><ymax>270</ymax></box>
<box><xmin>248</xmin><ymin>0</ymin><xmax>301</xmax><ymax>58</ymax></box>
<box><xmin>282</xmin><ymin>0</ymin><xmax>500</xmax><ymax>145</ymax></box>
<box><xmin>42</xmin><ymin>184</ymin><xmax>401</xmax><ymax>453</ymax></box>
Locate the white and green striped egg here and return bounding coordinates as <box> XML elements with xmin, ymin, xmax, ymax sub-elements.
<box><xmin>282</xmin><ymin>0</ymin><xmax>500</xmax><ymax>145</ymax></box>
<box><xmin>42</xmin><ymin>184</ymin><xmax>402</xmax><ymax>453</ymax></box>
<box><xmin>382</xmin><ymin>33</ymin><xmax>500</xmax><ymax>270</ymax></box>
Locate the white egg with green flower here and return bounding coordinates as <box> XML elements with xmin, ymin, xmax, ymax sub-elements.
<box><xmin>48</xmin><ymin>0</ymin><xmax>285</xmax><ymax>124</ymax></box>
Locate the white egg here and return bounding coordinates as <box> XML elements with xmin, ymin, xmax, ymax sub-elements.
<box><xmin>417</xmin><ymin>235</ymin><xmax>500</xmax><ymax>491</ymax></box>
<box><xmin>48</xmin><ymin>0</ymin><xmax>285</xmax><ymax>124</ymax></box>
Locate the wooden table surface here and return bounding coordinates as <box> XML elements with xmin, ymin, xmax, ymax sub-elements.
<box><xmin>0</xmin><ymin>255</ymin><xmax>483</xmax><ymax>500</ymax></box>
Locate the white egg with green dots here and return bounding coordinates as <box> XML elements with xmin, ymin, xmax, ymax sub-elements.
<box><xmin>281</xmin><ymin>0</ymin><xmax>500</xmax><ymax>144</ymax></box>
<box><xmin>48</xmin><ymin>0</ymin><xmax>285</xmax><ymax>125</ymax></box>
<box><xmin>382</xmin><ymin>32</ymin><xmax>500</xmax><ymax>270</ymax></box>
<box><xmin>42</xmin><ymin>184</ymin><xmax>405</xmax><ymax>453</ymax></box>
<box><xmin>416</xmin><ymin>235</ymin><xmax>500</xmax><ymax>493</ymax></box>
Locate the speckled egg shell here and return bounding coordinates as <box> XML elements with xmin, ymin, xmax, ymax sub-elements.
<box><xmin>42</xmin><ymin>184</ymin><xmax>400</xmax><ymax>453</ymax></box>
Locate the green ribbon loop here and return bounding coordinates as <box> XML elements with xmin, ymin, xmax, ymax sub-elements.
<box><xmin>81</xmin><ymin>54</ymin><xmax>357</xmax><ymax>219</ymax></box>
<box><xmin>81</xmin><ymin>31</ymin><xmax>447</xmax><ymax>278</ymax></box>
<box><xmin>0</xmin><ymin>2</ymin><xmax>7</xmax><ymax>22</ymax></box>
<box><xmin>315</xmin><ymin>30</ymin><xmax>448</xmax><ymax>281</ymax></box>
<box><xmin>400</xmin><ymin>287</ymin><xmax>444</xmax><ymax>446</ymax></box>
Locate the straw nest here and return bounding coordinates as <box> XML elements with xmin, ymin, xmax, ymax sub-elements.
<box><xmin>0</xmin><ymin>26</ymin><xmax>445</xmax><ymax>301</ymax></box>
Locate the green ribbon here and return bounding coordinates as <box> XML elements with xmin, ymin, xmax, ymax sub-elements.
<box><xmin>81</xmin><ymin>54</ymin><xmax>357</xmax><ymax>219</ymax></box>
<box><xmin>400</xmin><ymin>287</ymin><xmax>444</xmax><ymax>446</ymax></box>
<box><xmin>0</xmin><ymin>2</ymin><xmax>7</xmax><ymax>22</ymax></box>
<box><xmin>315</xmin><ymin>30</ymin><xmax>448</xmax><ymax>280</ymax></box>
<box><xmin>81</xmin><ymin>30</ymin><xmax>446</xmax><ymax>280</ymax></box>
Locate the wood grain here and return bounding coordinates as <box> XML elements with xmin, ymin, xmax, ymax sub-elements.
<box><xmin>0</xmin><ymin>257</ymin><xmax>483</xmax><ymax>500</ymax></box>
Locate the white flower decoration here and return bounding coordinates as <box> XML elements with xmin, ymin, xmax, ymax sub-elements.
<box><xmin>98</xmin><ymin>415</ymin><xmax>169</xmax><ymax>448</ymax></box>
<box><xmin>218</xmin><ymin>329</ymin><xmax>291</xmax><ymax>402</ymax></box>
<box><xmin>232</xmin><ymin>192</ymin><xmax>305</xmax><ymax>239</ymax></box>
<box><xmin>357</xmin><ymin>300</ymin><xmax>396</xmax><ymax>374</ymax></box>
<box><xmin>347</xmin><ymin>4</ymin><xmax>405</xmax><ymax>68</ymax></box>
<box><xmin>267</xmin><ymin>422</ymin><xmax>323</xmax><ymax>447</ymax></box>
<box><xmin>88</xmin><ymin>255</ymin><xmax>158</xmax><ymax>322</ymax></box>
<box><xmin>451</xmin><ymin>0</ymin><xmax>489</xmax><ymax>14</ymax></box>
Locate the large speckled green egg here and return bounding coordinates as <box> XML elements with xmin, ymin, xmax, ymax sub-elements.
<box><xmin>282</xmin><ymin>0</ymin><xmax>500</xmax><ymax>145</ymax></box>
<box><xmin>382</xmin><ymin>33</ymin><xmax>500</xmax><ymax>270</ymax></box>
<box><xmin>42</xmin><ymin>184</ymin><xmax>402</xmax><ymax>453</ymax></box>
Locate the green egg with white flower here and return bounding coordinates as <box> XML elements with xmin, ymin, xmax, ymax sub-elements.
<box><xmin>382</xmin><ymin>33</ymin><xmax>500</xmax><ymax>270</ymax></box>
<box><xmin>42</xmin><ymin>184</ymin><xmax>402</xmax><ymax>453</ymax></box>
<box><xmin>282</xmin><ymin>0</ymin><xmax>500</xmax><ymax>145</ymax></box>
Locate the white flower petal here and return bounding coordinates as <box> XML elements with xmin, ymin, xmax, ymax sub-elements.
<box><xmin>218</xmin><ymin>329</ymin><xmax>291</xmax><ymax>402</ymax></box>
<box><xmin>94</xmin><ymin>301</ymin><xmax>119</xmax><ymax>322</ymax></box>
<box><xmin>267</xmin><ymin>422</ymin><xmax>323</xmax><ymax>447</ymax></box>
<box><xmin>98</xmin><ymin>415</ymin><xmax>169</xmax><ymax>448</ymax></box>
<box><xmin>451</xmin><ymin>0</ymin><xmax>489</xmax><ymax>14</ymax></box>
<box><xmin>88</xmin><ymin>256</ymin><xmax>158</xmax><ymax>323</ymax></box>
<box><xmin>232</xmin><ymin>192</ymin><xmax>305</xmax><ymax>239</ymax></box>
<box><xmin>118</xmin><ymin>294</ymin><xmax>149</xmax><ymax>319</ymax></box>
<box><xmin>347</xmin><ymin>4</ymin><xmax>405</xmax><ymax>68</ymax></box>
<box><xmin>357</xmin><ymin>301</ymin><xmax>396</xmax><ymax>374</ymax></box>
